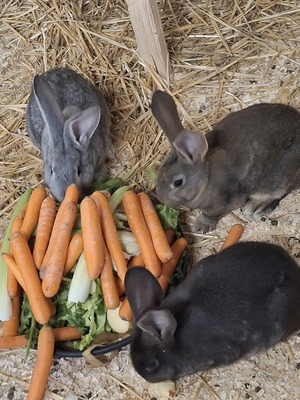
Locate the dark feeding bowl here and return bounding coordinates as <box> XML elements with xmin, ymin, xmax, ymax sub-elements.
<box><xmin>54</xmin><ymin>335</ymin><xmax>131</xmax><ymax>358</ymax></box>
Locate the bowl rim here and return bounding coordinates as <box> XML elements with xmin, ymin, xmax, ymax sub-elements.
<box><xmin>54</xmin><ymin>334</ymin><xmax>131</xmax><ymax>358</ymax></box>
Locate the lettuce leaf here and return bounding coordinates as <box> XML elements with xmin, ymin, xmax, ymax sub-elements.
<box><xmin>19</xmin><ymin>277</ymin><xmax>108</xmax><ymax>351</ymax></box>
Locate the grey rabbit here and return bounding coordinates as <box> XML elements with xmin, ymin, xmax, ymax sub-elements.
<box><xmin>26</xmin><ymin>67</ymin><xmax>114</xmax><ymax>201</ymax></box>
<box><xmin>125</xmin><ymin>241</ymin><xmax>300</xmax><ymax>382</ymax></box>
<box><xmin>151</xmin><ymin>90</ymin><xmax>300</xmax><ymax>232</ymax></box>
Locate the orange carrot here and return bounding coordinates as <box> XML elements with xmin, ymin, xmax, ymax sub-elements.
<box><xmin>128</xmin><ymin>253</ymin><xmax>144</xmax><ymax>268</ymax></box>
<box><xmin>9</xmin><ymin>232</ymin><xmax>52</xmax><ymax>325</ymax></box>
<box><xmin>63</xmin><ymin>183</ymin><xmax>79</xmax><ymax>204</ymax></box>
<box><xmin>158</xmin><ymin>237</ymin><xmax>188</xmax><ymax>294</ymax></box>
<box><xmin>42</xmin><ymin>201</ymin><xmax>77</xmax><ymax>298</ymax></box>
<box><xmin>122</xmin><ymin>190</ymin><xmax>162</xmax><ymax>278</ymax></box>
<box><xmin>3</xmin><ymin>252</ymin><xmax>56</xmax><ymax>319</ymax></box>
<box><xmin>2</xmin><ymin>288</ymin><xmax>21</xmax><ymax>337</ymax></box>
<box><xmin>119</xmin><ymin>297</ymin><xmax>132</xmax><ymax>321</ymax></box>
<box><xmin>138</xmin><ymin>192</ymin><xmax>173</xmax><ymax>263</ymax></box>
<box><xmin>52</xmin><ymin>326</ymin><xmax>82</xmax><ymax>342</ymax></box>
<box><xmin>32</xmin><ymin>196</ymin><xmax>56</xmax><ymax>269</ymax></box>
<box><xmin>7</xmin><ymin>214</ymin><xmax>25</xmax><ymax>296</ymax></box>
<box><xmin>20</xmin><ymin>186</ymin><xmax>47</xmax><ymax>241</ymax></box>
<box><xmin>39</xmin><ymin>199</ymin><xmax>72</xmax><ymax>279</ymax></box>
<box><xmin>19</xmin><ymin>202</ymin><xmax>28</xmax><ymax>218</ymax></box>
<box><xmin>11</xmin><ymin>214</ymin><xmax>24</xmax><ymax>237</ymax></box>
<box><xmin>63</xmin><ymin>232</ymin><xmax>84</xmax><ymax>276</ymax></box>
<box><xmin>80</xmin><ymin>196</ymin><xmax>105</xmax><ymax>279</ymax></box>
<box><xmin>115</xmin><ymin>276</ymin><xmax>126</xmax><ymax>297</ymax></box>
<box><xmin>100</xmin><ymin>245</ymin><xmax>120</xmax><ymax>310</ymax></box>
<box><xmin>164</xmin><ymin>228</ymin><xmax>175</xmax><ymax>245</ymax></box>
<box><xmin>27</xmin><ymin>325</ymin><xmax>55</xmax><ymax>400</ymax></box>
<box><xmin>7</xmin><ymin>265</ymin><xmax>19</xmax><ymax>298</ymax></box>
<box><xmin>0</xmin><ymin>335</ymin><xmax>28</xmax><ymax>349</ymax></box>
<box><xmin>2</xmin><ymin>253</ymin><xmax>26</xmax><ymax>291</ymax></box>
<box><xmin>219</xmin><ymin>224</ymin><xmax>244</xmax><ymax>252</ymax></box>
<box><xmin>91</xmin><ymin>191</ymin><xmax>127</xmax><ymax>282</ymax></box>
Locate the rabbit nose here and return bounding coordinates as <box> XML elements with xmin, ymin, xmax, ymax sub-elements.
<box><xmin>145</xmin><ymin>359</ymin><xmax>159</xmax><ymax>373</ymax></box>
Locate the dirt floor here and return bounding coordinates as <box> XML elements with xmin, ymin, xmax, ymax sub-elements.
<box><xmin>1</xmin><ymin>1</ymin><xmax>300</xmax><ymax>399</ymax></box>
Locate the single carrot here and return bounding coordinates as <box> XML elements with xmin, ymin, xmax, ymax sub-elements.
<box><xmin>122</xmin><ymin>190</ymin><xmax>162</xmax><ymax>278</ymax></box>
<box><xmin>164</xmin><ymin>228</ymin><xmax>175</xmax><ymax>245</ymax></box>
<box><xmin>119</xmin><ymin>297</ymin><xmax>132</xmax><ymax>321</ymax></box>
<box><xmin>42</xmin><ymin>201</ymin><xmax>77</xmax><ymax>298</ymax></box>
<box><xmin>52</xmin><ymin>326</ymin><xmax>82</xmax><ymax>342</ymax></box>
<box><xmin>91</xmin><ymin>191</ymin><xmax>127</xmax><ymax>282</ymax></box>
<box><xmin>2</xmin><ymin>288</ymin><xmax>21</xmax><ymax>337</ymax></box>
<box><xmin>115</xmin><ymin>276</ymin><xmax>125</xmax><ymax>297</ymax></box>
<box><xmin>2</xmin><ymin>253</ymin><xmax>56</xmax><ymax>318</ymax></box>
<box><xmin>63</xmin><ymin>183</ymin><xmax>79</xmax><ymax>204</ymax></box>
<box><xmin>63</xmin><ymin>232</ymin><xmax>84</xmax><ymax>276</ymax></box>
<box><xmin>32</xmin><ymin>196</ymin><xmax>56</xmax><ymax>269</ymax></box>
<box><xmin>138</xmin><ymin>192</ymin><xmax>173</xmax><ymax>263</ymax></box>
<box><xmin>18</xmin><ymin>202</ymin><xmax>28</xmax><ymax>219</ymax></box>
<box><xmin>128</xmin><ymin>253</ymin><xmax>144</xmax><ymax>268</ymax></box>
<box><xmin>11</xmin><ymin>214</ymin><xmax>24</xmax><ymax>237</ymax></box>
<box><xmin>0</xmin><ymin>335</ymin><xmax>28</xmax><ymax>349</ymax></box>
<box><xmin>9</xmin><ymin>232</ymin><xmax>52</xmax><ymax>325</ymax></box>
<box><xmin>7</xmin><ymin>214</ymin><xmax>25</xmax><ymax>297</ymax></box>
<box><xmin>2</xmin><ymin>253</ymin><xmax>26</xmax><ymax>291</ymax></box>
<box><xmin>39</xmin><ymin>201</ymin><xmax>70</xmax><ymax>279</ymax></box>
<box><xmin>158</xmin><ymin>237</ymin><xmax>188</xmax><ymax>294</ymax></box>
<box><xmin>27</xmin><ymin>325</ymin><xmax>55</xmax><ymax>400</ymax></box>
<box><xmin>6</xmin><ymin>265</ymin><xmax>19</xmax><ymax>298</ymax></box>
<box><xmin>80</xmin><ymin>196</ymin><xmax>105</xmax><ymax>279</ymax></box>
<box><xmin>100</xmin><ymin>245</ymin><xmax>120</xmax><ymax>310</ymax></box>
<box><xmin>219</xmin><ymin>224</ymin><xmax>244</xmax><ymax>252</ymax></box>
<box><xmin>20</xmin><ymin>186</ymin><xmax>47</xmax><ymax>241</ymax></box>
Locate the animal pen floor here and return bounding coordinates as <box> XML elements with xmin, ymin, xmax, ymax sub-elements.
<box><xmin>1</xmin><ymin>1</ymin><xmax>300</xmax><ymax>399</ymax></box>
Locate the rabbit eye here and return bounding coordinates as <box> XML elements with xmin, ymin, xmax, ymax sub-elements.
<box><xmin>173</xmin><ymin>175</ymin><xmax>185</xmax><ymax>189</ymax></box>
<box><xmin>145</xmin><ymin>359</ymin><xmax>159</xmax><ymax>373</ymax></box>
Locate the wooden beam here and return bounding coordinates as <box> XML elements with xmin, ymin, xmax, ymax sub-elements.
<box><xmin>126</xmin><ymin>0</ymin><xmax>170</xmax><ymax>80</ymax></box>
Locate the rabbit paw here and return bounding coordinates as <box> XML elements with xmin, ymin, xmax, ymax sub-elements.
<box><xmin>191</xmin><ymin>213</ymin><xmax>219</xmax><ymax>233</ymax></box>
<box><xmin>243</xmin><ymin>196</ymin><xmax>282</xmax><ymax>219</ymax></box>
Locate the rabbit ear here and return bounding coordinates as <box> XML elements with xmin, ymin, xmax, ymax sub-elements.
<box><xmin>33</xmin><ymin>75</ymin><xmax>65</xmax><ymax>138</ymax></box>
<box><xmin>65</xmin><ymin>106</ymin><xmax>101</xmax><ymax>148</ymax></box>
<box><xmin>137</xmin><ymin>309</ymin><xmax>177</xmax><ymax>341</ymax></box>
<box><xmin>125</xmin><ymin>267</ymin><xmax>164</xmax><ymax>320</ymax></box>
<box><xmin>173</xmin><ymin>130</ymin><xmax>208</xmax><ymax>164</ymax></box>
<box><xmin>151</xmin><ymin>90</ymin><xmax>184</xmax><ymax>142</ymax></box>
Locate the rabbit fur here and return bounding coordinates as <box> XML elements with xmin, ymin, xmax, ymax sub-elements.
<box><xmin>125</xmin><ymin>241</ymin><xmax>300</xmax><ymax>382</ymax></box>
<box><xmin>151</xmin><ymin>90</ymin><xmax>300</xmax><ymax>232</ymax></box>
<box><xmin>26</xmin><ymin>67</ymin><xmax>114</xmax><ymax>201</ymax></box>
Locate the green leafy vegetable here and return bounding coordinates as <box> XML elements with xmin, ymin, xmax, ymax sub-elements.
<box><xmin>19</xmin><ymin>277</ymin><xmax>108</xmax><ymax>351</ymax></box>
<box><xmin>91</xmin><ymin>177</ymin><xmax>123</xmax><ymax>193</ymax></box>
<box><xmin>109</xmin><ymin>186</ymin><xmax>129</xmax><ymax>213</ymax></box>
<box><xmin>155</xmin><ymin>204</ymin><xmax>179</xmax><ymax>231</ymax></box>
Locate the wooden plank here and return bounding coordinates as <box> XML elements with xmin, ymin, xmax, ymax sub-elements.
<box><xmin>126</xmin><ymin>0</ymin><xmax>170</xmax><ymax>80</ymax></box>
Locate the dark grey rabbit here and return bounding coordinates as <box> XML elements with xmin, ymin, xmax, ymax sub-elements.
<box><xmin>26</xmin><ymin>67</ymin><xmax>114</xmax><ymax>201</ymax></box>
<box><xmin>151</xmin><ymin>91</ymin><xmax>300</xmax><ymax>232</ymax></box>
<box><xmin>125</xmin><ymin>242</ymin><xmax>300</xmax><ymax>382</ymax></box>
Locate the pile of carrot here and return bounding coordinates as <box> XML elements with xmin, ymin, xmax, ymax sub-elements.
<box><xmin>0</xmin><ymin>182</ymin><xmax>244</xmax><ymax>399</ymax></box>
<box><xmin>0</xmin><ymin>183</ymin><xmax>190</xmax><ymax>399</ymax></box>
